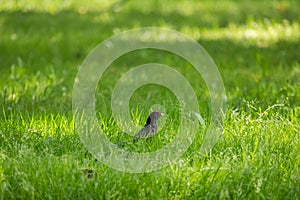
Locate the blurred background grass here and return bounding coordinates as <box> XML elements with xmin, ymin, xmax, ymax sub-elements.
<box><xmin>1</xmin><ymin>0</ymin><xmax>299</xmax><ymax>112</ymax></box>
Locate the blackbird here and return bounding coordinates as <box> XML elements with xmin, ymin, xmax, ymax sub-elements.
<box><xmin>133</xmin><ymin>112</ymin><xmax>165</xmax><ymax>141</ymax></box>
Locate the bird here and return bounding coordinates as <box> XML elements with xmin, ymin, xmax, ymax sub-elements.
<box><xmin>133</xmin><ymin>112</ymin><xmax>165</xmax><ymax>141</ymax></box>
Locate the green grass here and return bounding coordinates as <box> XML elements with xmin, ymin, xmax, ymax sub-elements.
<box><xmin>0</xmin><ymin>0</ymin><xmax>300</xmax><ymax>199</ymax></box>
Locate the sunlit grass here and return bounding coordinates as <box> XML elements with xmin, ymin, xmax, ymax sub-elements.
<box><xmin>197</xmin><ymin>21</ymin><xmax>300</xmax><ymax>45</ymax></box>
<box><xmin>0</xmin><ymin>0</ymin><xmax>300</xmax><ymax>199</ymax></box>
<box><xmin>0</xmin><ymin>0</ymin><xmax>117</xmax><ymax>13</ymax></box>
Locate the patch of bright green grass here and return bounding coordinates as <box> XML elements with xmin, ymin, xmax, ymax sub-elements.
<box><xmin>0</xmin><ymin>0</ymin><xmax>300</xmax><ymax>199</ymax></box>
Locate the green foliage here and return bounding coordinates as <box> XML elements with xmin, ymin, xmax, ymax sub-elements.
<box><xmin>0</xmin><ymin>0</ymin><xmax>299</xmax><ymax>199</ymax></box>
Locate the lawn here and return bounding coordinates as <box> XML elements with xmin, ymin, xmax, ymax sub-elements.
<box><xmin>0</xmin><ymin>0</ymin><xmax>299</xmax><ymax>199</ymax></box>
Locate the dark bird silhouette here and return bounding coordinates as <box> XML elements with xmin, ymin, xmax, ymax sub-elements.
<box><xmin>133</xmin><ymin>112</ymin><xmax>165</xmax><ymax>141</ymax></box>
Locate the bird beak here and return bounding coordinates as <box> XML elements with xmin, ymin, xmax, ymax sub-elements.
<box><xmin>160</xmin><ymin>113</ymin><xmax>166</xmax><ymax>117</ymax></box>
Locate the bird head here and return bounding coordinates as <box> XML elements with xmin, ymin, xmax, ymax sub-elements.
<box><xmin>150</xmin><ymin>111</ymin><xmax>165</xmax><ymax>118</ymax></box>
<box><xmin>145</xmin><ymin>112</ymin><xmax>165</xmax><ymax>125</ymax></box>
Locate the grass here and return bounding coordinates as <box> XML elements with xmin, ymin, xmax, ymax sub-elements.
<box><xmin>0</xmin><ymin>0</ymin><xmax>300</xmax><ymax>199</ymax></box>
